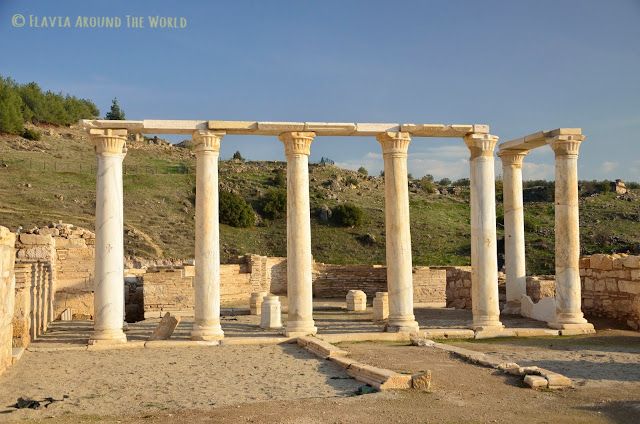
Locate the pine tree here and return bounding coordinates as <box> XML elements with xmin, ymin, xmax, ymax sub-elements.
<box><xmin>105</xmin><ymin>98</ymin><xmax>125</xmax><ymax>120</ymax></box>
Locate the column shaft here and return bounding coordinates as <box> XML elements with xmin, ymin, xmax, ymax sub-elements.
<box><xmin>548</xmin><ymin>136</ymin><xmax>594</xmax><ymax>332</ymax></box>
<box><xmin>90</xmin><ymin>129</ymin><xmax>127</xmax><ymax>344</ymax></box>
<box><xmin>377</xmin><ymin>132</ymin><xmax>419</xmax><ymax>333</ymax></box>
<box><xmin>499</xmin><ymin>150</ymin><xmax>528</xmax><ymax>315</ymax></box>
<box><xmin>279</xmin><ymin>132</ymin><xmax>317</xmax><ymax>336</ymax></box>
<box><xmin>191</xmin><ymin>131</ymin><xmax>225</xmax><ymax>341</ymax></box>
<box><xmin>465</xmin><ymin>133</ymin><xmax>503</xmax><ymax>330</ymax></box>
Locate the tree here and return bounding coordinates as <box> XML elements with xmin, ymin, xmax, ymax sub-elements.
<box><xmin>357</xmin><ymin>166</ymin><xmax>368</xmax><ymax>176</ymax></box>
<box><xmin>105</xmin><ymin>98</ymin><xmax>125</xmax><ymax>120</ymax></box>
<box><xmin>232</xmin><ymin>150</ymin><xmax>244</xmax><ymax>161</ymax></box>
<box><xmin>260</xmin><ymin>188</ymin><xmax>287</xmax><ymax>219</ymax></box>
<box><xmin>219</xmin><ymin>191</ymin><xmax>255</xmax><ymax>228</ymax></box>
<box><xmin>271</xmin><ymin>169</ymin><xmax>286</xmax><ymax>188</ymax></box>
<box><xmin>438</xmin><ymin>178</ymin><xmax>451</xmax><ymax>186</ymax></box>
<box><xmin>331</xmin><ymin>203</ymin><xmax>364</xmax><ymax>227</ymax></box>
<box><xmin>0</xmin><ymin>78</ymin><xmax>25</xmax><ymax>134</ymax></box>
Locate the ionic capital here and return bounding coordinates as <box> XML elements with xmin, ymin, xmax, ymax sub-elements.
<box><xmin>193</xmin><ymin>130</ymin><xmax>225</xmax><ymax>154</ymax></box>
<box><xmin>279</xmin><ymin>132</ymin><xmax>315</xmax><ymax>156</ymax></box>
<box><xmin>497</xmin><ymin>149</ymin><xmax>528</xmax><ymax>168</ymax></box>
<box><xmin>547</xmin><ymin>134</ymin><xmax>585</xmax><ymax>158</ymax></box>
<box><xmin>89</xmin><ymin>128</ymin><xmax>127</xmax><ymax>156</ymax></box>
<box><xmin>376</xmin><ymin>131</ymin><xmax>411</xmax><ymax>156</ymax></box>
<box><xmin>464</xmin><ymin>133</ymin><xmax>499</xmax><ymax>159</ymax></box>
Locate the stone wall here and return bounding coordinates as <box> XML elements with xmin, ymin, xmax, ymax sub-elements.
<box><xmin>52</xmin><ymin>224</ymin><xmax>95</xmax><ymax>320</ymax></box>
<box><xmin>312</xmin><ymin>264</ymin><xmax>446</xmax><ymax>306</ymax></box>
<box><xmin>580</xmin><ymin>254</ymin><xmax>640</xmax><ymax>330</ymax></box>
<box><xmin>0</xmin><ymin>227</ymin><xmax>16</xmax><ymax>375</ymax></box>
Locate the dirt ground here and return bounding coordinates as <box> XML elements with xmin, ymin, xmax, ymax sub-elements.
<box><xmin>1</xmin><ymin>319</ymin><xmax>639</xmax><ymax>423</ymax></box>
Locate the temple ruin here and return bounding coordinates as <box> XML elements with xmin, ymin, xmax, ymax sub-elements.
<box><xmin>75</xmin><ymin>119</ymin><xmax>594</xmax><ymax>344</ymax></box>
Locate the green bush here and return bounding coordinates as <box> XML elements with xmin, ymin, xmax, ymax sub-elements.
<box><xmin>357</xmin><ymin>166</ymin><xmax>368</xmax><ymax>176</ymax></box>
<box><xmin>219</xmin><ymin>191</ymin><xmax>255</xmax><ymax>228</ymax></box>
<box><xmin>22</xmin><ymin>127</ymin><xmax>41</xmax><ymax>141</ymax></box>
<box><xmin>344</xmin><ymin>175</ymin><xmax>359</xmax><ymax>186</ymax></box>
<box><xmin>271</xmin><ymin>169</ymin><xmax>286</xmax><ymax>188</ymax></box>
<box><xmin>260</xmin><ymin>188</ymin><xmax>287</xmax><ymax>219</ymax></box>
<box><xmin>232</xmin><ymin>150</ymin><xmax>244</xmax><ymax>161</ymax></box>
<box><xmin>331</xmin><ymin>203</ymin><xmax>364</xmax><ymax>227</ymax></box>
<box><xmin>419</xmin><ymin>176</ymin><xmax>436</xmax><ymax>193</ymax></box>
<box><xmin>438</xmin><ymin>178</ymin><xmax>451</xmax><ymax>186</ymax></box>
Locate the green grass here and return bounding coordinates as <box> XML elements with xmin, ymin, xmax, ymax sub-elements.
<box><xmin>1</xmin><ymin>125</ymin><xmax>639</xmax><ymax>270</ymax></box>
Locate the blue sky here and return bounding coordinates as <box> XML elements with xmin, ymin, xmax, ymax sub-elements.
<box><xmin>1</xmin><ymin>0</ymin><xmax>639</xmax><ymax>181</ymax></box>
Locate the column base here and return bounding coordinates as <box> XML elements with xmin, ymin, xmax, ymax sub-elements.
<box><xmin>547</xmin><ymin>321</ymin><xmax>595</xmax><ymax>334</ymax></box>
<box><xmin>501</xmin><ymin>301</ymin><xmax>522</xmax><ymax>315</ymax></box>
<box><xmin>470</xmin><ymin>316</ymin><xmax>504</xmax><ymax>331</ymax></box>
<box><xmin>385</xmin><ymin>317</ymin><xmax>420</xmax><ymax>333</ymax></box>
<box><xmin>191</xmin><ymin>323</ymin><xmax>224</xmax><ymax>341</ymax></box>
<box><xmin>89</xmin><ymin>328</ymin><xmax>127</xmax><ymax>345</ymax></box>
<box><xmin>283</xmin><ymin>320</ymin><xmax>317</xmax><ymax>337</ymax></box>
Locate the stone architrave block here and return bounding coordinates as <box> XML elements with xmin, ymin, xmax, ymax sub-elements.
<box><xmin>373</xmin><ymin>292</ymin><xmax>389</xmax><ymax>321</ymax></box>
<box><xmin>250</xmin><ymin>291</ymin><xmax>268</xmax><ymax>315</ymax></box>
<box><xmin>260</xmin><ymin>294</ymin><xmax>282</xmax><ymax>330</ymax></box>
<box><xmin>148</xmin><ymin>312</ymin><xmax>180</xmax><ymax>341</ymax></box>
<box><xmin>346</xmin><ymin>290</ymin><xmax>367</xmax><ymax>312</ymax></box>
<box><xmin>524</xmin><ymin>375</ymin><xmax>548</xmax><ymax>389</ymax></box>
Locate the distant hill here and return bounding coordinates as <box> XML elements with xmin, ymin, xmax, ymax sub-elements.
<box><xmin>1</xmin><ymin>124</ymin><xmax>639</xmax><ymax>275</ymax></box>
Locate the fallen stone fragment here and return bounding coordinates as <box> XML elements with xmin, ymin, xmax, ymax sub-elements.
<box><xmin>411</xmin><ymin>371</ymin><xmax>432</xmax><ymax>391</ymax></box>
<box><xmin>148</xmin><ymin>312</ymin><xmax>179</xmax><ymax>341</ymax></box>
<box><xmin>524</xmin><ymin>375</ymin><xmax>548</xmax><ymax>389</ymax></box>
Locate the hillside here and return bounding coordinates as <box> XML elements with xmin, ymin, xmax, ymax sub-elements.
<box><xmin>1</xmin><ymin>124</ymin><xmax>639</xmax><ymax>274</ymax></box>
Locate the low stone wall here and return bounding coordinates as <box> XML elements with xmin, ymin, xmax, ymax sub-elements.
<box><xmin>0</xmin><ymin>227</ymin><xmax>16</xmax><ymax>375</ymax></box>
<box><xmin>313</xmin><ymin>264</ymin><xmax>445</xmax><ymax>305</ymax></box>
<box><xmin>438</xmin><ymin>266</ymin><xmax>472</xmax><ymax>309</ymax></box>
<box><xmin>580</xmin><ymin>254</ymin><xmax>640</xmax><ymax>330</ymax></box>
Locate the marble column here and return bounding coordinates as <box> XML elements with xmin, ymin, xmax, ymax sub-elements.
<box><xmin>376</xmin><ymin>132</ymin><xmax>419</xmax><ymax>333</ymax></box>
<box><xmin>547</xmin><ymin>135</ymin><xmax>594</xmax><ymax>332</ymax></box>
<box><xmin>498</xmin><ymin>149</ymin><xmax>528</xmax><ymax>315</ymax></box>
<box><xmin>89</xmin><ymin>129</ymin><xmax>127</xmax><ymax>344</ymax></box>
<box><xmin>191</xmin><ymin>130</ymin><xmax>225</xmax><ymax>341</ymax></box>
<box><xmin>279</xmin><ymin>132</ymin><xmax>317</xmax><ymax>336</ymax></box>
<box><xmin>464</xmin><ymin>133</ymin><xmax>503</xmax><ymax>330</ymax></box>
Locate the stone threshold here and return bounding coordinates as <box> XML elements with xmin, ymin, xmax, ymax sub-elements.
<box><xmin>411</xmin><ymin>337</ymin><xmax>573</xmax><ymax>390</ymax></box>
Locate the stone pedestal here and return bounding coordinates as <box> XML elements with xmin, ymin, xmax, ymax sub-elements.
<box><xmin>191</xmin><ymin>131</ymin><xmax>225</xmax><ymax>341</ymax></box>
<box><xmin>498</xmin><ymin>150</ymin><xmax>528</xmax><ymax>315</ymax></box>
<box><xmin>377</xmin><ymin>132</ymin><xmax>419</xmax><ymax>333</ymax></box>
<box><xmin>250</xmin><ymin>291</ymin><xmax>269</xmax><ymax>315</ymax></box>
<box><xmin>547</xmin><ymin>135</ymin><xmax>594</xmax><ymax>333</ymax></box>
<box><xmin>346</xmin><ymin>290</ymin><xmax>367</xmax><ymax>312</ymax></box>
<box><xmin>373</xmin><ymin>292</ymin><xmax>389</xmax><ymax>322</ymax></box>
<box><xmin>279</xmin><ymin>132</ymin><xmax>317</xmax><ymax>336</ymax></box>
<box><xmin>89</xmin><ymin>129</ymin><xmax>128</xmax><ymax>344</ymax></box>
<box><xmin>464</xmin><ymin>133</ymin><xmax>503</xmax><ymax>331</ymax></box>
<box><xmin>260</xmin><ymin>295</ymin><xmax>283</xmax><ymax>330</ymax></box>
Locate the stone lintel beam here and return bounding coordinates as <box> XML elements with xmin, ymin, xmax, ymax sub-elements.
<box><xmin>499</xmin><ymin>128</ymin><xmax>583</xmax><ymax>152</ymax></box>
<box><xmin>80</xmin><ymin>119</ymin><xmax>209</xmax><ymax>134</ymax></box>
<box><xmin>82</xmin><ymin>119</ymin><xmax>491</xmax><ymax>138</ymax></box>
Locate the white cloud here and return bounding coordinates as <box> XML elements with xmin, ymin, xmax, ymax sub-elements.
<box><xmin>600</xmin><ymin>161</ymin><xmax>619</xmax><ymax>174</ymax></box>
<box><xmin>522</xmin><ymin>162</ymin><xmax>555</xmax><ymax>180</ymax></box>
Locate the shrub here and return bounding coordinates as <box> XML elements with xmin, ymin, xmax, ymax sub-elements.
<box><xmin>344</xmin><ymin>175</ymin><xmax>358</xmax><ymax>186</ymax></box>
<box><xmin>357</xmin><ymin>166</ymin><xmax>368</xmax><ymax>176</ymax></box>
<box><xmin>260</xmin><ymin>188</ymin><xmax>287</xmax><ymax>219</ymax></box>
<box><xmin>331</xmin><ymin>203</ymin><xmax>364</xmax><ymax>227</ymax></box>
<box><xmin>219</xmin><ymin>191</ymin><xmax>255</xmax><ymax>228</ymax></box>
<box><xmin>232</xmin><ymin>151</ymin><xmax>244</xmax><ymax>161</ymax></box>
<box><xmin>452</xmin><ymin>178</ymin><xmax>470</xmax><ymax>187</ymax></box>
<box><xmin>271</xmin><ymin>169</ymin><xmax>286</xmax><ymax>188</ymax></box>
<box><xmin>419</xmin><ymin>176</ymin><xmax>436</xmax><ymax>193</ymax></box>
<box><xmin>22</xmin><ymin>127</ymin><xmax>41</xmax><ymax>141</ymax></box>
<box><xmin>438</xmin><ymin>178</ymin><xmax>451</xmax><ymax>186</ymax></box>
